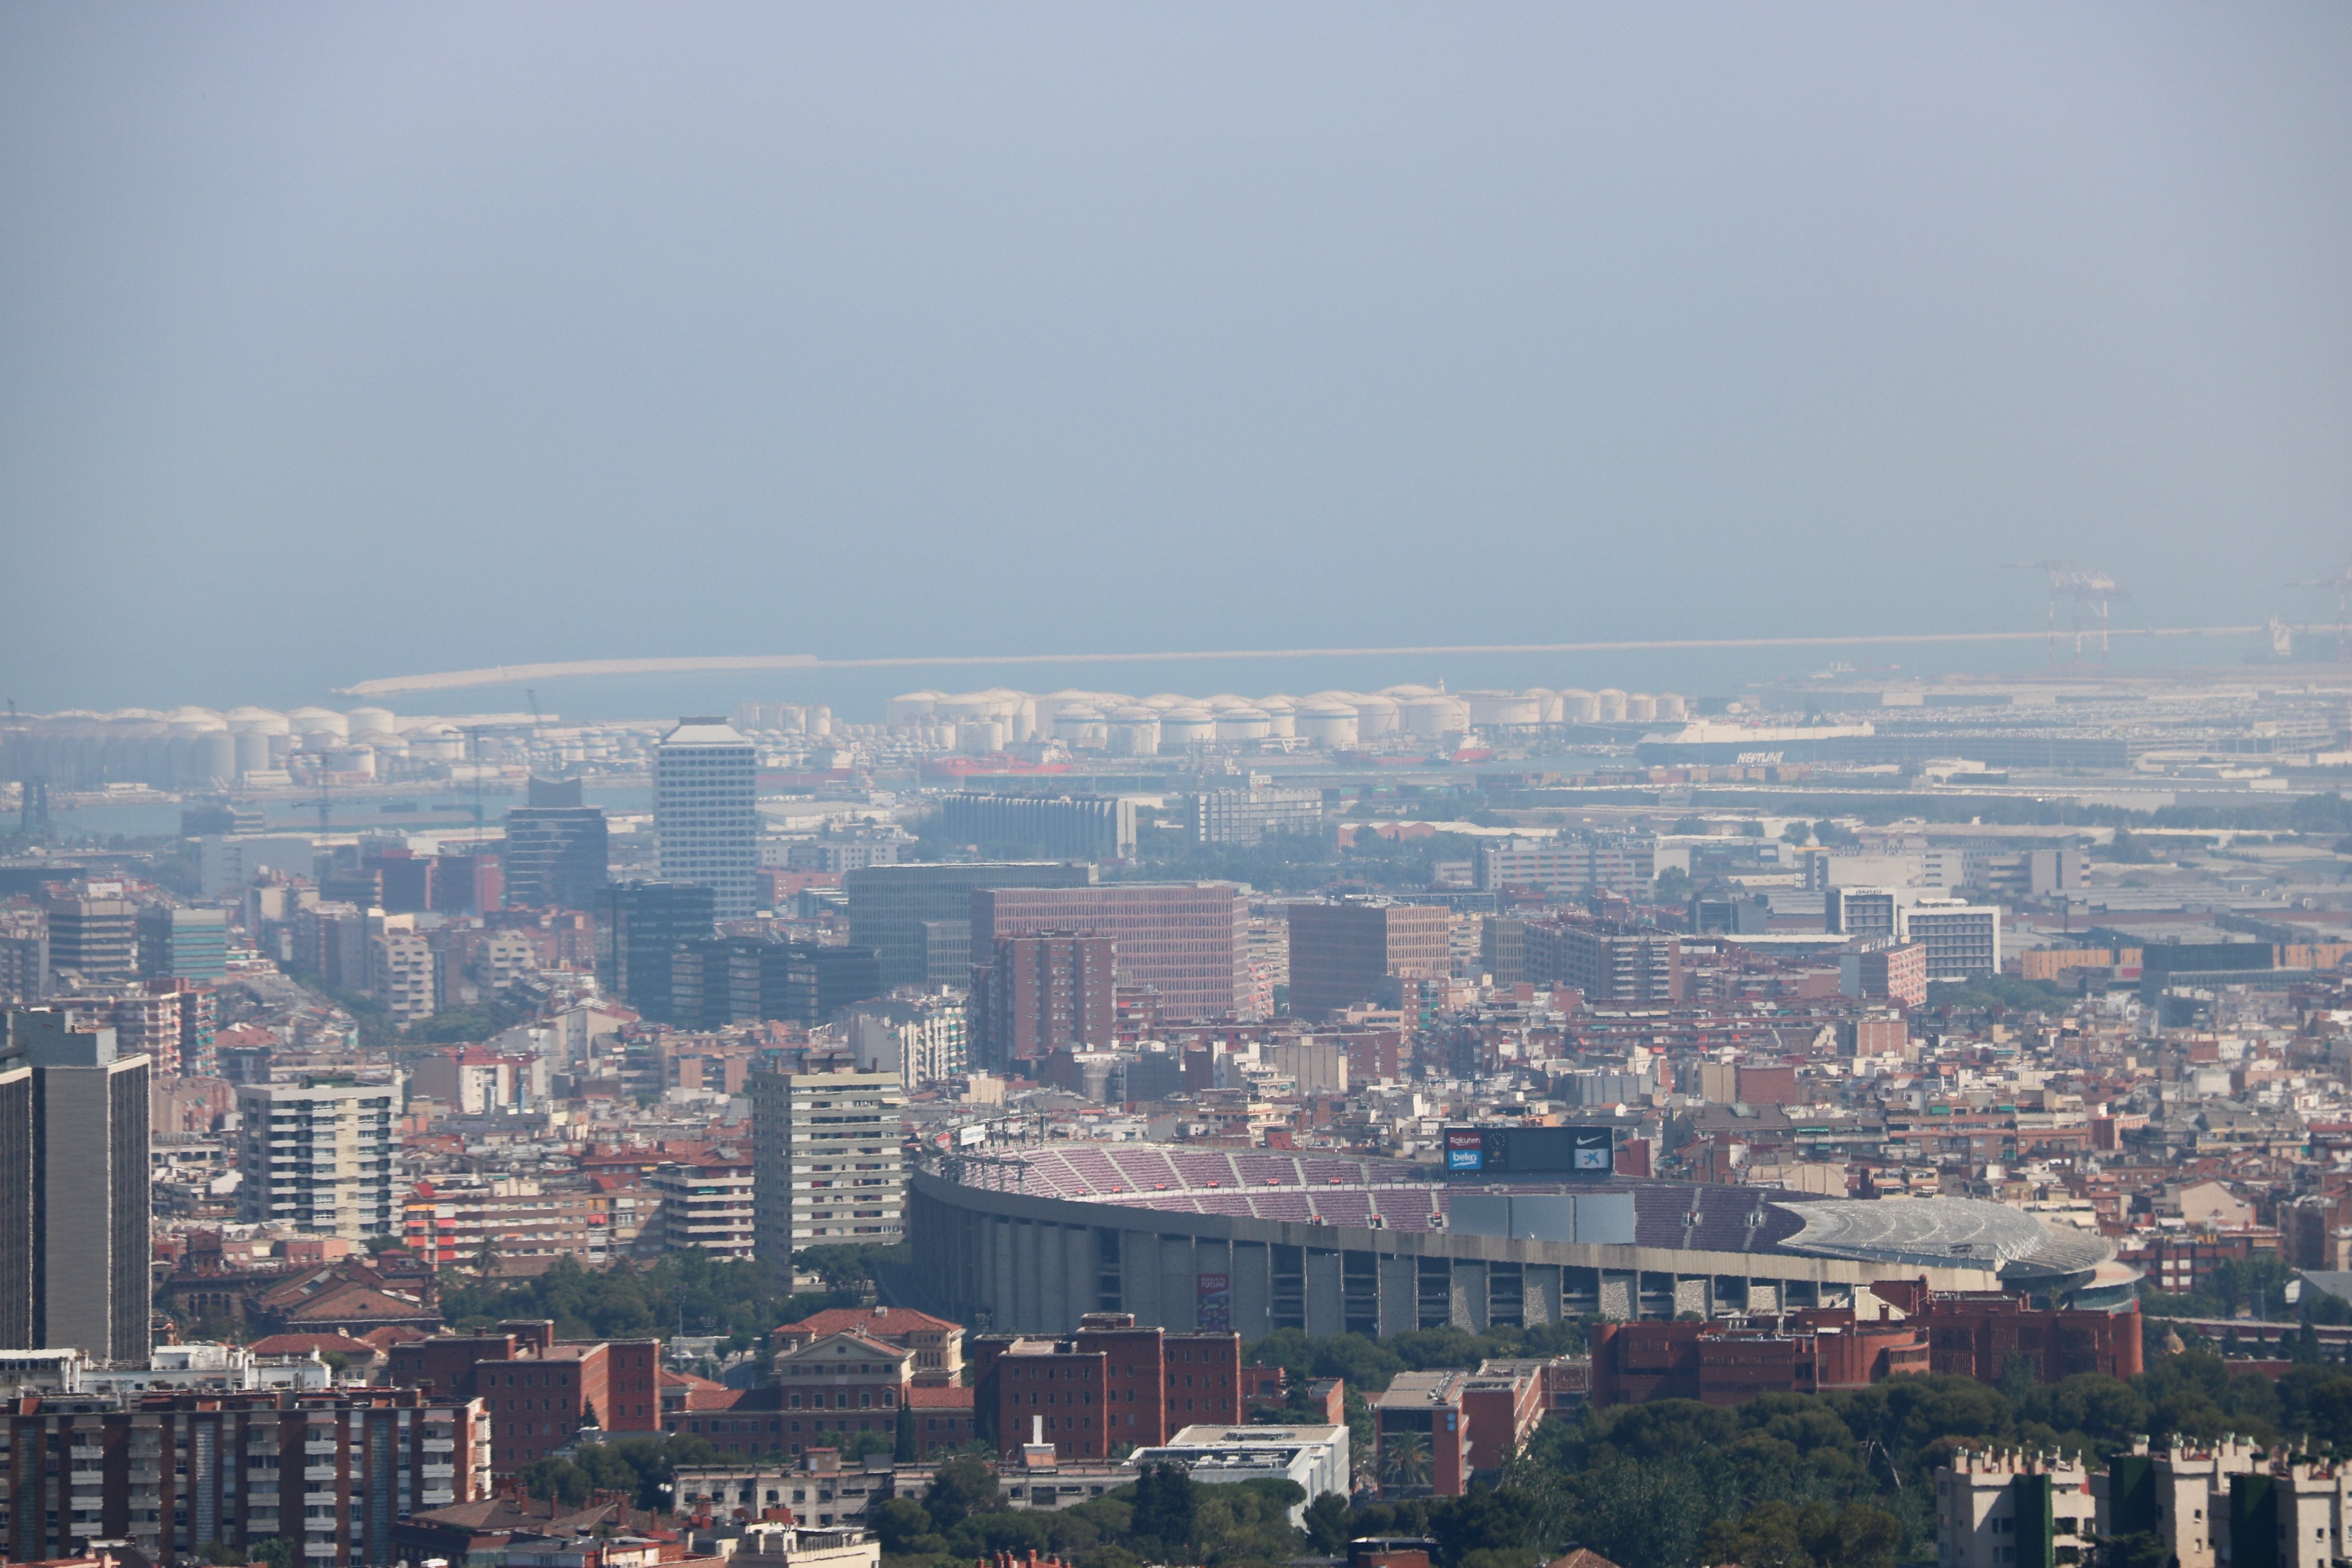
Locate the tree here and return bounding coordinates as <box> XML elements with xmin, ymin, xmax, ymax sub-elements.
<box><xmin>1380</xmin><ymin>1429</ymin><xmax>1433</xmax><ymax>1490</ymax></box>
<box><xmin>1304</xmin><ymin>1493</ymin><xmax>1353</xmax><ymax>1555</ymax></box>
<box><xmin>2095</xmin><ymin>1532</ymin><xmax>2172</xmax><ymax>1568</ymax></box>
<box><xmin>250</xmin><ymin>1537</ymin><xmax>296</xmax><ymax>1568</ymax></box>
<box><xmin>1782</xmin><ymin>821</ymin><xmax>1812</xmax><ymax>845</ymax></box>
<box><xmin>924</xmin><ymin>1454</ymin><xmax>1002</xmax><ymax>1532</ymax></box>
<box><xmin>895</xmin><ymin>1402</ymin><xmax>918</xmax><ymax>1463</ymax></box>
<box><xmin>1130</xmin><ymin>1463</ymin><xmax>1197</xmax><ymax>1554</ymax></box>
<box><xmin>869</xmin><ymin>1496</ymin><xmax>940</xmax><ymax>1556</ymax></box>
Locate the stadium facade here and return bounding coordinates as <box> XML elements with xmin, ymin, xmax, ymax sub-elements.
<box><xmin>903</xmin><ymin>1143</ymin><xmax>2130</xmax><ymax>1340</ymax></box>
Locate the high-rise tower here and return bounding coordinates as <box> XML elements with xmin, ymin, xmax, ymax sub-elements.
<box><xmin>653</xmin><ymin>717</ymin><xmax>758</xmax><ymax>919</ymax></box>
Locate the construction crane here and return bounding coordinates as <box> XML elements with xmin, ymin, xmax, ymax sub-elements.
<box><xmin>2005</xmin><ymin>559</ymin><xmax>2123</xmax><ymax>667</ymax></box>
<box><xmin>2289</xmin><ymin>557</ymin><xmax>2352</xmax><ymax>662</ymax></box>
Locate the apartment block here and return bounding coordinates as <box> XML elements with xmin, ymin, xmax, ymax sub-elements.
<box><xmin>43</xmin><ymin>899</ymin><xmax>137</xmax><ymax>983</ymax></box>
<box><xmin>0</xmin><ymin>1387</ymin><xmax>490</xmax><ymax>1566</ymax></box>
<box><xmin>0</xmin><ymin>1011</ymin><xmax>152</xmax><ymax>1365</ymax></box>
<box><xmin>970</xmin><ymin>932</ymin><xmax>1115</xmax><ymax>1069</ymax></box>
<box><xmin>843</xmin><ymin>863</ymin><xmax>1097</xmax><ymax>988</ymax></box>
<box><xmin>972</xmin><ymin>883</ymin><xmax>1252</xmax><ymax>1021</ymax></box>
<box><xmin>970</xmin><ymin>1313</ymin><xmax>1243</xmax><ymax>1462</ymax></box>
<box><xmin>648</xmin><ymin>1152</ymin><xmax>757</xmax><ymax>1261</ymax></box>
<box><xmin>752</xmin><ymin>1069</ymin><xmax>907</xmax><ymax>1260</ymax></box>
<box><xmin>1185</xmin><ymin>781</ymin><xmax>1322</xmax><ymax>846</ymax></box>
<box><xmin>1523</xmin><ymin>921</ymin><xmax>1682</xmax><ymax>1005</ymax></box>
<box><xmin>1475</xmin><ymin>834</ymin><xmax>1656</xmax><ymax>899</ymax></box>
<box><xmin>1286</xmin><ymin>900</ymin><xmax>1452</xmax><ymax>1020</ymax></box>
<box><xmin>235</xmin><ymin>1079</ymin><xmax>399</xmax><ymax>1240</ymax></box>
<box><xmin>385</xmin><ymin>1323</ymin><xmax>658</xmax><ymax>1473</ymax></box>
<box><xmin>938</xmin><ymin>793</ymin><xmax>1136</xmax><ymax>860</ymax></box>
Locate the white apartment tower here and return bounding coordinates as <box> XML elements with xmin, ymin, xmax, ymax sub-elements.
<box><xmin>654</xmin><ymin>717</ymin><xmax>759</xmax><ymax>919</ymax></box>
<box><xmin>752</xmin><ymin>1068</ymin><xmax>907</xmax><ymax>1267</ymax></box>
<box><xmin>235</xmin><ymin>1079</ymin><xmax>399</xmax><ymax>1239</ymax></box>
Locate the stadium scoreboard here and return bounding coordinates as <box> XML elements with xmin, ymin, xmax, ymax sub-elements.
<box><xmin>1442</xmin><ymin>1124</ymin><xmax>1613</xmax><ymax>1177</ymax></box>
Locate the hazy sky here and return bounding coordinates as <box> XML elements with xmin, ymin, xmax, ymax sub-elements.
<box><xmin>4</xmin><ymin>3</ymin><xmax>2349</xmax><ymax>715</ymax></box>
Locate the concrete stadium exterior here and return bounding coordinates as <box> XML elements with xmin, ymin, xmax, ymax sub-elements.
<box><xmin>901</xmin><ymin>1144</ymin><xmax>2121</xmax><ymax>1340</ymax></box>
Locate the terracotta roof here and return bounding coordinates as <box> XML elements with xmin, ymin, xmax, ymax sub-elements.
<box><xmin>905</xmin><ymin>1385</ymin><xmax>974</xmax><ymax>1409</ymax></box>
<box><xmin>248</xmin><ymin>1333</ymin><xmax>378</xmax><ymax>1358</ymax></box>
<box><xmin>284</xmin><ymin>1284</ymin><xmax>439</xmax><ymax>1325</ymax></box>
<box><xmin>1548</xmin><ymin>1551</ymin><xmax>1623</xmax><ymax>1568</ymax></box>
<box><xmin>775</xmin><ymin>1305</ymin><xmax>959</xmax><ymax>1340</ymax></box>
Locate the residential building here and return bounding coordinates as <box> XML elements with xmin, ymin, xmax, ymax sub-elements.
<box><xmin>598</xmin><ymin>880</ymin><xmax>717</xmax><ymax>1022</ymax></box>
<box><xmin>1842</xmin><ymin>943</ymin><xmax>1929</xmax><ymax>1008</ymax></box>
<box><xmin>0</xmin><ymin>910</ymin><xmax>47</xmax><ymax>1002</ymax></box>
<box><xmin>649</xmin><ymin>1152</ymin><xmax>757</xmax><ymax>1260</ymax></box>
<box><xmin>195</xmin><ymin>832</ymin><xmax>316</xmax><ymax>897</ymax></box>
<box><xmin>1133</xmin><ymin>1424</ymin><xmax>1350</xmax><ymax>1521</ymax></box>
<box><xmin>1371</xmin><ymin>1371</ymin><xmax>1472</xmax><ymax>1497</ymax></box>
<box><xmin>654</xmin><ymin>717</ymin><xmax>759</xmax><ymax>919</ymax></box>
<box><xmin>752</xmin><ymin>1069</ymin><xmax>907</xmax><ymax>1260</ymax></box>
<box><xmin>43</xmin><ymin>897</ymin><xmax>136</xmax><ymax>983</ymax></box>
<box><xmin>839</xmin><ymin>994</ymin><xmax>969</xmax><ymax>1087</ymax></box>
<box><xmin>1476</xmin><ymin>834</ymin><xmax>1657</xmax><ymax>899</ymax></box>
<box><xmin>972</xmin><ymin>883</ymin><xmax>1253</xmax><ymax>1021</ymax></box>
<box><xmin>0</xmin><ymin>1010</ymin><xmax>152</xmax><ymax>1364</ymax></box>
<box><xmin>1938</xmin><ymin>1447</ymin><xmax>2095</xmax><ymax>1568</ymax></box>
<box><xmin>502</xmin><ymin>778</ymin><xmax>610</xmax><ymax>911</ymax></box>
<box><xmin>774</xmin><ymin>1305</ymin><xmax>965</xmax><ymax>1386</ymax></box>
<box><xmin>384</xmin><ymin>1323</ymin><xmax>658</xmax><ymax>1472</ymax></box>
<box><xmin>401</xmin><ymin>1178</ymin><xmax>601</xmax><ymax>1267</ymax></box>
<box><xmin>0</xmin><ymin>1386</ymin><xmax>491</xmax><ymax>1566</ymax></box>
<box><xmin>938</xmin><ymin>793</ymin><xmax>1136</xmax><ymax>860</ymax></box>
<box><xmin>1523</xmin><ymin>921</ymin><xmax>1682</xmax><ymax>1004</ymax></box>
<box><xmin>970</xmin><ymin>1315</ymin><xmax>1243</xmax><ymax>1462</ymax></box>
<box><xmin>843</xmin><ymin>863</ymin><xmax>1097</xmax><ymax>989</ymax></box>
<box><xmin>135</xmin><ymin>906</ymin><xmax>227</xmax><ymax>983</ymax></box>
<box><xmin>969</xmin><ymin>932</ymin><xmax>1115</xmax><ymax>1069</ymax></box>
<box><xmin>1825</xmin><ymin>886</ymin><xmax>1904</xmax><ymax>943</ymax></box>
<box><xmin>1907</xmin><ymin>901</ymin><xmax>2002</xmax><ymax>981</ymax></box>
<box><xmin>669</xmin><ymin>937</ymin><xmax>885</xmax><ymax>1030</ymax></box>
<box><xmin>371</xmin><ymin>927</ymin><xmax>437</xmax><ymax>1025</ymax></box>
<box><xmin>1286</xmin><ymin>900</ymin><xmax>1452</xmax><ymax>1020</ymax></box>
<box><xmin>234</xmin><ymin>1079</ymin><xmax>399</xmax><ymax>1240</ymax></box>
<box><xmin>1185</xmin><ymin>779</ymin><xmax>1322</xmax><ymax>846</ymax></box>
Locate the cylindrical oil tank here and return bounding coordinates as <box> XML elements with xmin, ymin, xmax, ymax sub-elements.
<box><xmin>1523</xmin><ymin>688</ymin><xmax>1566</xmax><ymax>724</ymax></box>
<box><xmin>1258</xmin><ymin>696</ymin><xmax>1298</xmax><ymax>738</ymax></box>
<box><xmin>1557</xmin><ymin>688</ymin><xmax>1599</xmax><ymax>722</ymax></box>
<box><xmin>1352</xmin><ymin>694</ymin><xmax>1401</xmax><ymax>739</ymax></box>
<box><xmin>1400</xmin><ymin>695</ymin><xmax>1469</xmax><ymax>737</ymax></box>
<box><xmin>1216</xmin><ymin>707</ymin><xmax>1271</xmax><ymax>743</ymax></box>
<box><xmin>345</xmin><ymin>706</ymin><xmax>397</xmax><ymax>736</ymax></box>
<box><xmin>1465</xmin><ymin>691</ymin><xmax>1540</xmax><ymax>728</ymax></box>
<box><xmin>195</xmin><ymin>730</ymin><xmax>237</xmax><ymax>786</ymax></box>
<box><xmin>286</xmin><ymin>706</ymin><xmax>349</xmax><ymax>740</ymax></box>
<box><xmin>1054</xmin><ymin>706</ymin><xmax>1108</xmax><ymax>749</ymax></box>
<box><xmin>1594</xmin><ymin>688</ymin><xmax>1629</xmax><ymax>722</ymax></box>
<box><xmin>1297</xmin><ymin>703</ymin><xmax>1360</xmax><ymax>749</ymax></box>
<box><xmin>323</xmin><ymin>745</ymin><xmax>377</xmax><ymax>778</ymax></box>
<box><xmin>888</xmin><ymin>691</ymin><xmax>945</xmax><ymax>725</ymax></box>
<box><xmin>1105</xmin><ymin>706</ymin><xmax>1161</xmax><ymax>757</ymax></box>
<box><xmin>955</xmin><ymin>718</ymin><xmax>1008</xmax><ymax>755</ymax></box>
<box><xmin>234</xmin><ymin>731</ymin><xmax>273</xmax><ymax>775</ymax></box>
<box><xmin>1656</xmin><ymin>693</ymin><xmax>1688</xmax><ymax>721</ymax></box>
<box><xmin>1158</xmin><ymin>706</ymin><xmax>1216</xmax><ymax>747</ymax></box>
<box><xmin>1625</xmin><ymin>693</ymin><xmax>1658</xmax><ymax>723</ymax></box>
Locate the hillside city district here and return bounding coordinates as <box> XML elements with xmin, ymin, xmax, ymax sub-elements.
<box><xmin>19</xmin><ymin>668</ymin><xmax>2352</xmax><ymax>1568</ymax></box>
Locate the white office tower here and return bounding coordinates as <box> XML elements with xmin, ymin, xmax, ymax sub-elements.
<box><xmin>752</xmin><ymin>1068</ymin><xmax>907</xmax><ymax>1265</ymax></box>
<box><xmin>654</xmin><ymin>717</ymin><xmax>759</xmax><ymax>919</ymax></box>
<box><xmin>234</xmin><ymin>1079</ymin><xmax>399</xmax><ymax>1239</ymax></box>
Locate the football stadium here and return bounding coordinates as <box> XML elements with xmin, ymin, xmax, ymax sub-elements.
<box><xmin>902</xmin><ymin>1134</ymin><xmax>2135</xmax><ymax>1338</ymax></box>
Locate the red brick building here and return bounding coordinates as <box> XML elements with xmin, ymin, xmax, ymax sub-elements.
<box><xmin>383</xmin><ymin>1319</ymin><xmax>658</xmax><ymax>1472</ymax></box>
<box><xmin>972</xmin><ymin>885</ymin><xmax>1249</xmax><ymax>1022</ymax></box>
<box><xmin>970</xmin><ymin>932</ymin><xmax>1116</xmax><ymax>1068</ymax></box>
<box><xmin>1589</xmin><ymin>1287</ymin><xmax>2140</xmax><ymax>1408</ymax></box>
<box><xmin>971</xmin><ymin>1312</ymin><xmax>1242</xmax><ymax>1460</ymax></box>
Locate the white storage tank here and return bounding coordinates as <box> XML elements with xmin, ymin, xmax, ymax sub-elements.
<box><xmin>1656</xmin><ymin>693</ymin><xmax>1688</xmax><ymax>721</ymax></box>
<box><xmin>1142</xmin><ymin>693</ymin><xmax>1191</xmax><ymax>712</ymax></box>
<box><xmin>1105</xmin><ymin>706</ymin><xmax>1161</xmax><ymax>757</ymax></box>
<box><xmin>1523</xmin><ymin>688</ymin><xmax>1566</xmax><ymax>725</ymax></box>
<box><xmin>1159</xmin><ymin>705</ymin><xmax>1216</xmax><ymax>747</ymax></box>
<box><xmin>955</xmin><ymin>718</ymin><xmax>1009</xmax><ymax>755</ymax></box>
<box><xmin>1625</xmin><ymin>692</ymin><xmax>1658</xmax><ymax>723</ymax></box>
<box><xmin>887</xmin><ymin>691</ymin><xmax>946</xmax><ymax>725</ymax></box>
<box><xmin>323</xmin><ymin>745</ymin><xmax>377</xmax><ymax>779</ymax></box>
<box><xmin>1594</xmin><ymin>688</ymin><xmax>1629</xmax><ymax>722</ymax></box>
<box><xmin>233</xmin><ymin>731</ymin><xmax>273</xmax><ymax>775</ymax></box>
<box><xmin>1215</xmin><ymin>707</ymin><xmax>1271</xmax><ymax>743</ymax></box>
<box><xmin>195</xmin><ymin>729</ymin><xmax>237</xmax><ymax>786</ymax></box>
<box><xmin>1054</xmin><ymin>706</ymin><xmax>1108</xmax><ymax>749</ymax></box>
<box><xmin>1401</xmin><ymin>695</ymin><xmax>1469</xmax><ymax>737</ymax></box>
<box><xmin>1352</xmin><ymin>694</ymin><xmax>1401</xmax><ymax>739</ymax></box>
<box><xmin>1297</xmin><ymin>702</ymin><xmax>1360</xmax><ymax>749</ymax></box>
<box><xmin>1465</xmin><ymin>691</ymin><xmax>1540</xmax><ymax>728</ymax></box>
<box><xmin>226</xmin><ymin>706</ymin><xmax>290</xmax><ymax>735</ymax></box>
<box><xmin>345</xmin><ymin>706</ymin><xmax>398</xmax><ymax>736</ymax></box>
<box><xmin>1258</xmin><ymin>696</ymin><xmax>1299</xmax><ymax>738</ymax></box>
<box><xmin>412</xmin><ymin>725</ymin><xmax>466</xmax><ymax>763</ymax></box>
<box><xmin>286</xmin><ymin>706</ymin><xmax>350</xmax><ymax>740</ymax></box>
<box><xmin>1556</xmin><ymin>688</ymin><xmax>1599</xmax><ymax>723</ymax></box>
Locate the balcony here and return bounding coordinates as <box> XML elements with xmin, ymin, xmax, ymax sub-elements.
<box><xmin>304</xmin><ymin>1465</ymin><xmax>340</xmax><ymax>1482</ymax></box>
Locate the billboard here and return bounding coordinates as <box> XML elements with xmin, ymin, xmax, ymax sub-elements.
<box><xmin>1444</xmin><ymin>1128</ymin><xmax>1487</xmax><ymax>1173</ymax></box>
<box><xmin>1443</xmin><ymin>1124</ymin><xmax>1614</xmax><ymax>1178</ymax></box>
<box><xmin>1196</xmin><ymin>1272</ymin><xmax>1231</xmax><ymax>1330</ymax></box>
